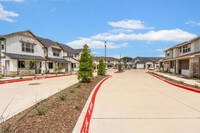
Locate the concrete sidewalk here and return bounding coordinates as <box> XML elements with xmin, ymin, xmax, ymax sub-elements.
<box><xmin>155</xmin><ymin>71</ymin><xmax>200</xmax><ymax>86</ymax></box>
<box><xmin>88</xmin><ymin>70</ymin><xmax>200</xmax><ymax>133</ymax></box>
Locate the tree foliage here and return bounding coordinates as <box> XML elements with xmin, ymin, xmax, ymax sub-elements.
<box><xmin>97</xmin><ymin>58</ymin><xmax>106</xmax><ymax>76</ymax></box>
<box><xmin>78</xmin><ymin>44</ymin><xmax>94</xmax><ymax>83</ymax></box>
<box><xmin>122</xmin><ymin>57</ymin><xmax>132</xmax><ymax>63</ymax></box>
<box><xmin>118</xmin><ymin>64</ymin><xmax>122</xmax><ymax>72</ymax></box>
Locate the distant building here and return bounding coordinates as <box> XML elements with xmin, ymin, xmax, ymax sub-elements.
<box><xmin>132</xmin><ymin>57</ymin><xmax>164</xmax><ymax>69</ymax></box>
<box><xmin>94</xmin><ymin>57</ymin><xmax>123</xmax><ymax>69</ymax></box>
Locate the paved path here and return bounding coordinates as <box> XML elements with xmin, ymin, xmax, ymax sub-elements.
<box><xmin>89</xmin><ymin>70</ymin><xmax>200</xmax><ymax>133</ymax></box>
<box><xmin>0</xmin><ymin>75</ymin><xmax>79</xmax><ymax>120</ymax></box>
<box><xmin>155</xmin><ymin>71</ymin><xmax>200</xmax><ymax>86</ymax></box>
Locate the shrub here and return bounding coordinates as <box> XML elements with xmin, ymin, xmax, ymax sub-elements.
<box><xmin>194</xmin><ymin>84</ymin><xmax>200</xmax><ymax>88</ymax></box>
<box><xmin>70</xmin><ymin>88</ymin><xmax>74</xmax><ymax>93</ymax></box>
<box><xmin>118</xmin><ymin>64</ymin><xmax>122</xmax><ymax>72</ymax></box>
<box><xmin>36</xmin><ymin>105</ymin><xmax>45</xmax><ymax>115</ymax></box>
<box><xmin>60</xmin><ymin>94</ymin><xmax>66</xmax><ymax>101</ymax></box>
<box><xmin>78</xmin><ymin>44</ymin><xmax>94</xmax><ymax>83</ymax></box>
<box><xmin>19</xmin><ymin>76</ymin><xmax>23</xmax><ymax>79</ymax></box>
<box><xmin>76</xmin><ymin>83</ymin><xmax>81</xmax><ymax>88</ymax></box>
<box><xmin>11</xmin><ymin>75</ymin><xmax>16</xmax><ymax>78</ymax></box>
<box><xmin>179</xmin><ymin>81</ymin><xmax>184</xmax><ymax>84</ymax></box>
<box><xmin>2</xmin><ymin>74</ymin><xmax>4</xmax><ymax>77</ymax></box>
<box><xmin>56</xmin><ymin>66</ymin><xmax>64</xmax><ymax>73</ymax></box>
<box><xmin>97</xmin><ymin>58</ymin><xmax>106</xmax><ymax>76</ymax></box>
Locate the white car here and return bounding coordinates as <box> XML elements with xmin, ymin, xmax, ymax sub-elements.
<box><xmin>148</xmin><ymin>67</ymin><xmax>155</xmax><ymax>70</ymax></box>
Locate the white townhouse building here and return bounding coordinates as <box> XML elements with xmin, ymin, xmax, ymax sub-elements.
<box><xmin>0</xmin><ymin>30</ymin><xmax>82</xmax><ymax>76</ymax></box>
<box><xmin>94</xmin><ymin>57</ymin><xmax>123</xmax><ymax>69</ymax></box>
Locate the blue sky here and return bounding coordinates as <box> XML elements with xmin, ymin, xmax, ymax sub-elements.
<box><xmin>0</xmin><ymin>0</ymin><xmax>200</xmax><ymax>58</ymax></box>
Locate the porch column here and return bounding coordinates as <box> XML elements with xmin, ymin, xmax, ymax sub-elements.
<box><xmin>53</xmin><ymin>62</ymin><xmax>57</xmax><ymax>73</ymax></box>
<box><xmin>68</xmin><ymin>63</ymin><xmax>71</xmax><ymax>72</ymax></box>
<box><xmin>168</xmin><ymin>61</ymin><xmax>171</xmax><ymax>72</ymax></box>
<box><xmin>189</xmin><ymin>58</ymin><xmax>193</xmax><ymax>78</ymax></box>
<box><xmin>175</xmin><ymin>60</ymin><xmax>179</xmax><ymax>74</ymax></box>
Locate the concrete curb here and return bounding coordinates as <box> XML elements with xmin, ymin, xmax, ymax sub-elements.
<box><xmin>72</xmin><ymin>76</ymin><xmax>112</xmax><ymax>133</ymax></box>
<box><xmin>114</xmin><ymin>71</ymin><xmax>125</xmax><ymax>73</ymax></box>
<box><xmin>148</xmin><ymin>72</ymin><xmax>200</xmax><ymax>94</ymax></box>
<box><xmin>0</xmin><ymin>74</ymin><xmax>74</xmax><ymax>85</ymax></box>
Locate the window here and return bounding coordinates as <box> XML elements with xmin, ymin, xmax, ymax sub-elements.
<box><xmin>108</xmin><ymin>61</ymin><xmax>111</xmax><ymax>63</ymax></box>
<box><xmin>22</xmin><ymin>43</ymin><xmax>34</xmax><ymax>53</ymax></box>
<box><xmin>49</xmin><ymin>62</ymin><xmax>53</xmax><ymax>69</ymax></box>
<box><xmin>53</xmin><ymin>49</ymin><xmax>60</xmax><ymax>56</ymax></box>
<box><xmin>67</xmin><ymin>53</ymin><xmax>73</xmax><ymax>57</ymax></box>
<box><xmin>1</xmin><ymin>40</ymin><xmax>5</xmax><ymax>50</ymax></box>
<box><xmin>180</xmin><ymin>48</ymin><xmax>182</xmax><ymax>53</ymax></box>
<box><xmin>166</xmin><ymin>51</ymin><xmax>170</xmax><ymax>56</ymax></box>
<box><xmin>18</xmin><ymin>61</ymin><xmax>25</xmax><ymax>68</ymax></box>
<box><xmin>183</xmin><ymin>44</ymin><xmax>191</xmax><ymax>53</ymax></box>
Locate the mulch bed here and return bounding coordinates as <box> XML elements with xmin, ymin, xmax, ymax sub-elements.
<box><xmin>2</xmin><ymin>75</ymin><xmax>107</xmax><ymax>133</ymax></box>
<box><xmin>148</xmin><ymin>72</ymin><xmax>200</xmax><ymax>91</ymax></box>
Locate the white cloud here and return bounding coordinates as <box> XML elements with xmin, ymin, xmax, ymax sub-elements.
<box><xmin>185</xmin><ymin>20</ymin><xmax>200</xmax><ymax>27</ymax></box>
<box><xmin>156</xmin><ymin>49</ymin><xmax>163</xmax><ymax>52</ymax></box>
<box><xmin>0</xmin><ymin>3</ymin><xmax>19</xmax><ymax>22</ymax></box>
<box><xmin>158</xmin><ymin>55</ymin><xmax>165</xmax><ymax>57</ymax></box>
<box><xmin>110</xmin><ymin>54</ymin><xmax>124</xmax><ymax>59</ymax></box>
<box><xmin>91</xmin><ymin>51</ymin><xmax>101</xmax><ymax>55</ymax></box>
<box><xmin>0</xmin><ymin>0</ymin><xmax>23</xmax><ymax>2</ymax></box>
<box><xmin>66</xmin><ymin>37</ymin><xmax>127</xmax><ymax>49</ymax></box>
<box><xmin>49</xmin><ymin>7</ymin><xmax>56</xmax><ymax>12</ymax></box>
<box><xmin>91</xmin><ymin>29</ymin><xmax>196</xmax><ymax>42</ymax></box>
<box><xmin>108</xmin><ymin>19</ymin><xmax>154</xmax><ymax>30</ymax></box>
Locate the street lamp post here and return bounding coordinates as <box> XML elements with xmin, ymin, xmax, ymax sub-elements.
<box><xmin>104</xmin><ymin>41</ymin><xmax>107</xmax><ymax>69</ymax></box>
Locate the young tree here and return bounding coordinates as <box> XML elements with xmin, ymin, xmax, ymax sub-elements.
<box><xmin>97</xmin><ymin>58</ymin><xmax>106</xmax><ymax>76</ymax></box>
<box><xmin>118</xmin><ymin>64</ymin><xmax>122</xmax><ymax>72</ymax></box>
<box><xmin>78</xmin><ymin>44</ymin><xmax>94</xmax><ymax>83</ymax></box>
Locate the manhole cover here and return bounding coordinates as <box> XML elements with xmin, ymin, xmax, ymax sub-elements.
<box><xmin>29</xmin><ymin>83</ymin><xmax>41</xmax><ymax>85</ymax></box>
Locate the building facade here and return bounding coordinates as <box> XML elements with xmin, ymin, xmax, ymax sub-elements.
<box><xmin>132</xmin><ymin>57</ymin><xmax>164</xmax><ymax>69</ymax></box>
<box><xmin>0</xmin><ymin>30</ymin><xmax>82</xmax><ymax>76</ymax></box>
<box><xmin>94</xmin><ymin>57</ymin><xmax>123</xmax><ymax>69</ymax></box>
<box><xmin>159</xmin><ymin>36</ymin><xmax>200</xmax><ymax>77</ymax></box>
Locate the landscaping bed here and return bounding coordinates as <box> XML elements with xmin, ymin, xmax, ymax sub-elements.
<box><xmin>2</xmin><ymin>75</ymin><xmax>107</xmax><ymax>133</ymax></box>
<box><xmin>148</xmin><ymin>71</ymin><xmax>200</xmax><ymax>90</ymax></box>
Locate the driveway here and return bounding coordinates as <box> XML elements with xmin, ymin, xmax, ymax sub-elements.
<box><xmin>89</xmin><ymin>70</ymin><xmax>200</xmax><ymax>133</ymax></box>
<box><xmin>0</xmin><ymin>75</ymin><xmax>79</xmax><ymax>120</ymax></box>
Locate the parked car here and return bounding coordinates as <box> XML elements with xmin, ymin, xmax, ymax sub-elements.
<box><xmin>148</xmin><ymin>67</ymin><xmax>155</xmax><ymax>70</ymax></box>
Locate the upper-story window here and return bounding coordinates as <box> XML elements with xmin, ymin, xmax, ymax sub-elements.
<box><xmin>166</xmin><ymin>51</ymin><xmax>170</xmax><ymax>56</ymax></box>
<box><xmin>67</xmin><ymin>53</ymin><xmax>73</xmax><ymax>57</ymax></box>
<box><xmin>53</xmin><ymin>49</ymin><xmax>60</xmax><ymax>57</ymax></box>
<box><xmin>183</xmin><ymin>44</ymin><xmax>191</xmax><ymax>53</ymax></box>
<box><xmin>22</xmin><ymin>43</ymin><xmax>34</xmax><ymax>53</ymax></box>
<box><xmin>1</xmin><ymin>40</ymin><xmax>5</xmax><ymax>50</ymax></box>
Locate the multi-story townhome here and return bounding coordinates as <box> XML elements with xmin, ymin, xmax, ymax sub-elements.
<box><xmin>94</xmin><ymin>57</ymin><xmax>123</xmax><ymax>69</ymax></box>
<box><xmin>0</xmin><ymin>30</ymin><xmax>82</xmax><ymax>76</ymax></box>
<box><xmin>159</xmin><ymin>36</ymin><xmax>200</xmax><ymax>77</ymax></box>
<box><xmin>132</xmin><ymin>57</ymin><xmax>164</xmax><ymax>69</ymax></box>
<box><xmin>0</xmin><ymin>30</ymin><xmax>47</xmax><ymax>76</ymax></box>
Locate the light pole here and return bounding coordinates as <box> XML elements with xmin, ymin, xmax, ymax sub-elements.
<box><xmin>104</xmin><ymin>41</ymin><xmax>107</xmax><ymax>69</ymax></box>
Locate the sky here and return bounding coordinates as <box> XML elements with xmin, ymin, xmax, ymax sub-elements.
<box><xmin>0</xmin><ymin>0</ymin><xmax>200</xmax><ymax>58</ymax></box>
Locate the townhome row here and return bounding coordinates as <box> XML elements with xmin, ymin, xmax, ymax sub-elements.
<box><xmin>159</xmin><ymin>36</ymin><xmax>200</xmax><ymax>77</ymax></box>
<box><xmin>0</xmin><ymin>30</ymin><xmax>82</xmax><ymax>76</ymax></box>
<box><xmin>94</xmin><ymin>57</ymin><xmax>123</xmax><ymax>69</ymax></box>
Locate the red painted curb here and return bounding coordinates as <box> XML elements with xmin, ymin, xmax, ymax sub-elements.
<box><xmin>147</xmin><ymin>73</ymin><xmax>200</xmax><ymax>94</ymax></box>
<box><xmin>114</xmin><ymin>71</ymin><xmax>125</xmax><ymax>73</ymax></box>
<box><xmin>80</xmin><ymin>76</ymin><xmax>112</xmax><ymax>133</ymax></box>
<box><xmin>0</xmin><ymin>74</ymin><xmax>74</xmax><ymax>85</ymax></box>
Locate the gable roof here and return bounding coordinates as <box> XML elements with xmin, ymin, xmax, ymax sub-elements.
<box><xmin>1</xmin><ymin>30</ymin><xmax>47</xmax><ymax>47</ymax></box>
<box><xmin>132</xmin><ymin>57</ymin><xmax>164</xmax><ymax>64</ymax></box>
<box><xmin>94</xmin><ymin>57</ymin><xmax>120</xmax><ymax>61</ymax></box>
<box><xmin>37</xmin><ymin>37</ymin><xmax>82</xmax><ymax>54</ymax></box>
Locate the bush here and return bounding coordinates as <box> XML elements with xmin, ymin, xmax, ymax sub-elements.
<box><xmin>19</xmin><ymin>76</ymin><xmax>23</xmax><ymax>79</ymax></box>
<box><xmin>97</xmin><ymin>58</ymin><xmax>106</xmax><ymax>76</ymax></box>
<box><xmin>11</xmin><ymin>75</ymin><xmax>16</xmax><ymax>78</ymax></box>
<box><xmin>194</xmin><ymin>84</ymin><xmax>200</xmax><ymax>88</ymax></box>
<box><xmin>76</xmin><ymin>83</ymin><xmax>81</xmax><ymax>88</ymax></box>
<box><xmin>78</xmin><ymin>44</ymin><xmax>94</xmax><ymax>83</ymax></box>
<box><xmin>60</xmin><ymin>93</ymin><xmax>66</xmax><ymax>101</ymax></box>
<box><xmin>118</xmin><ymin>64</ymin><xmax>122</xmax><ymax>72</ymax></box>
<box><xmin>56</xmin><ymin>66</ymin><xmax>64</xmax><ymax>73</ymax></box>
<box><xmin>36</xmin><ymin>105</ymin><xmax>45</xmax><ymax>115</ymax></box>
<box><xmin>70</xmin><ymin>88</ymin><xmax>74</xmax><ymax>93</ymax></box>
